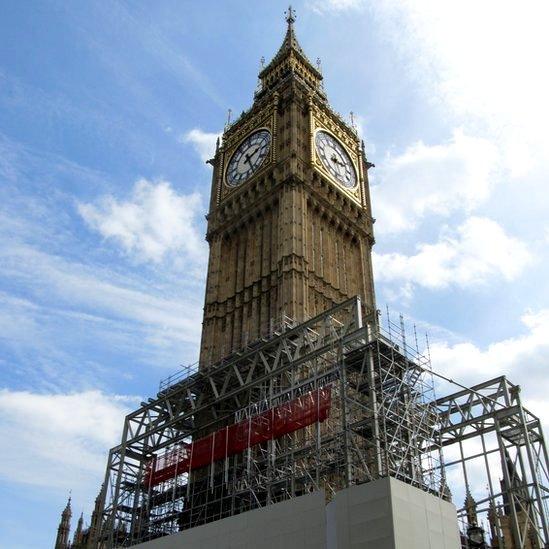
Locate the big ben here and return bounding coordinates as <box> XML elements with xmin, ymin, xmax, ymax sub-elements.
<box><xmin>199</xmin><ymin>7</ymin><xmax>376</xmax><ymax>367</ymax></box>
<box><xmin>75</xmin><ymin>7</ymin><xmax>549</xmax><ymax>549</ymax></box>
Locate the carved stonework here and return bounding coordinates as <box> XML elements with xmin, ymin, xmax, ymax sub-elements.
<box><xmin>199</xmin><ymin>18</ymin><xmax>376</xmax><ymax>367</ymax></box>
<box><xmin>220</xmin><ymin>115</ymin><xmax>276</xmax><ymax>203</ymax></box>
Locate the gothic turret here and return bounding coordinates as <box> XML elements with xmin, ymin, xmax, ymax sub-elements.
<box><xmin>257</xmin><ymin>6</ymin><xmax>324</xmax><ymax>99</ymax></box>
<box><xmin>464</xmin><ymin>490</ymin><xmax>478</xmax><ymax>526</ymax></box>
<box><xmin>72</xmin><ymin>512</ymin><xmax>84</xmax><ymax>547</ymax></box>
<box><xmin>54</xmin><ymin>496</ymin><xmax>72</xmax><ymax>549</ymax></box>
<box><xmin>86</xmin><ymin>483</ymin><xmax>104</xmax><ymax>548</ymax></box>
<box><xmin>489</xmin><ymin>451</ymin><xmax>540</xmax><ymax>548</ymax></box>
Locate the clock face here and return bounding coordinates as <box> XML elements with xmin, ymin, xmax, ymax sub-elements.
<box><xmin>315</xmin><ymin>130</ymin><xmax>357</xmax><ymax>188</ymax></box>
<box><xmin>226</xmin><ymin>129</ymin><xmax>271</xmax><ymax>186</ymax></box>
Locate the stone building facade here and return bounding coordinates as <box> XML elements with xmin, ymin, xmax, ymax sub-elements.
<box><xmin>198</xmin><ymin>9</ymin><xmax>376</xmax><ymax>367</ymax></box>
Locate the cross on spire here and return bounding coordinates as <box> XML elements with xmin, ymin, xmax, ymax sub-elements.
<box><xmin>285</xmin><ymin>5</ymin><xmax>296</xmax><ymax>27</ymax></box>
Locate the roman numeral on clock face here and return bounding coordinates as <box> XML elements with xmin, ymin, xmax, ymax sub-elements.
<box><xmin>315</xmin><ymin>130</ymin><xmax>356</xmax><ymax>188</ymax></box>
<box><xmin>226</xmin><ymin>130</ymin><xmax>272</xmax><ymax>187</ymax></box>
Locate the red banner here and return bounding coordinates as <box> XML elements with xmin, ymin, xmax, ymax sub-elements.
<box><xmin>145</xmin><ymin>385</ymin><xmax>332</xmax><ymax>487</ymax></box>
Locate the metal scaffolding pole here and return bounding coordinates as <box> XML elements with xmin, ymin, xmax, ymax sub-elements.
<box><xmin>92</xmin><ymin>299</ymin><xmax>548</xmax><ymax>549</ymax></box>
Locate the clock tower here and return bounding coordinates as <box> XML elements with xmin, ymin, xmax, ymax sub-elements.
<box><xmin>199</xmin><ymin>7</ymin><xmax>376</xmax><ymax>367</ymax></box>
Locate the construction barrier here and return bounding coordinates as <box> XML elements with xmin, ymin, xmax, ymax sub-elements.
<box><xmin>145</xmin><ymin>385</ymin><xmax>332</xmax><ymax>487</ymax></box>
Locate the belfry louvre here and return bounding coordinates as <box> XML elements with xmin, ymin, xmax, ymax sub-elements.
<box><xmin>71</xmin><ymin>9</ymin><xmax>548</xmax><ymax>549</ymax></box>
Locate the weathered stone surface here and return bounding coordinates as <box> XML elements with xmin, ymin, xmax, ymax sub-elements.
<box><xmin>199</xmin><ymin>40</ymin><xmax>376</xmax><ymax>368</ymax></box>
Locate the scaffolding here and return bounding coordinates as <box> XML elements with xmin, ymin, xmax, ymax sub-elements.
<box><xmin>95</xmin><ymin>297</ymin><xmax>548</xmax><ymax>548</ymax></box>
<box><xmin>431</xmin><ymin>376</ymin><xmax>549</xmax><ymax>547</ymax></box>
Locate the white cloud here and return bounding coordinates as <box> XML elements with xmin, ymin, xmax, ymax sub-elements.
<box><xmin>0</xmin><ymin>288</ymin><xmax>198</xmax><ymax>394</ymax></box>
<box><xmin>182</xmin><ymin>128</ymin><xmax>221</xmax><ymax>163</ymax></box>
<box><xmin>374</xmin><ymin>216</ymin><xmax>531</xmax><ymax>290</ymax></box>
<box><xmin>371</xmin><ymin>130</ymin><xmax>498</xmax><ymax>233</ymax></box>
<box><xmin>307</xmin><ymin>0</ymin><xmax>366</xmax><ymax>14</ymax></box>
<box><xmin>433</xmin><ymin>309</ymin><xmax>549</xmax><ymax>380</ymax></box>
<box><xmin>0</xmin><ymin>245</ymin><xmax>204</xmax><ymax>348</ymax></box>
<box><xmin>0</xmin><ymin>389</ymin><xmax>138</xmax><ymax>491</ymax></box>
<box><xmin>372</xmin><ymin>1</ymin><xmax>549</xmax><ymax>178</ymax></box>
<box><xmin>431</xmin><ymin>308</ymin><xmax>549</xmax><ymax>430</ymax></box>
<box><xmin>427</xmin><ymin>309</ymin><xmax>549</xmax><ymax>502</ymax></box>
<box><xmin>78</xmin><ymin>179</ymin><xmax>206</xmax><ymax>264</ymax></box>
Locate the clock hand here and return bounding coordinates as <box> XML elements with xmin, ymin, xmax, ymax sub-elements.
<box><xmin>244</xmin><ymin>146</ymin><xmax>261</xmax><ymax>168</ymax></box>
<box><xmin>330</xmin><ymin>153</ymin><xmax>343</xmax><ymax>169</ymax></box>
<box><xmin>330</xmin><ymin>153</ymin><xmax>344</xmax><ymax>175</ymax></box>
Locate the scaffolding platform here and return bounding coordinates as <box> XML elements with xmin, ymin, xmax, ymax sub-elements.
<box><xmin>94</xmin><ymin>298</ymin><xmax>549</xmax><ymax>548</ymax></box>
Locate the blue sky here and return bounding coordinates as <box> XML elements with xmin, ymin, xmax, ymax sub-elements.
<box><xmin>0</xmin><ymin>1</ymin><xmax>548</xmax><ymax>547</ymax></box>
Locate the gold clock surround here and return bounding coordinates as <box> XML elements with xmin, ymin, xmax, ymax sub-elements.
<box><xmin>224</xmin><ymin>126</ymin><xmax>273</xmax><ymax>188</ymax></box>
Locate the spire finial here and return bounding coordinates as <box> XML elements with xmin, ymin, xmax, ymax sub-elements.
<box><xmin>285</xmin><ymin>5</ymin><xmax>296</xmax><ymax>27</ymax></box>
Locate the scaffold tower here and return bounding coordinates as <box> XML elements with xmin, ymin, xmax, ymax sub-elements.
<box><xmin>93</xmin><ymin>298</ymin><xmax>549</xmax><ymax>548</ymax></box>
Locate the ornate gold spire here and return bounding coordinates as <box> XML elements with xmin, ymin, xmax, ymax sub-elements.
<box><xmin>263</xmin><ymin>6</ymin><xmax>311</xmax><ymax>71</ymax></box>
<box><xmin>257</xmin><ymin>6</ymin><xmax>323</xmax><ymax>97</ymax></box>
<box><xmin>285</xmin><ymin>5</ymin><xmax>296</xmax><ymax>26</ymax></box>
